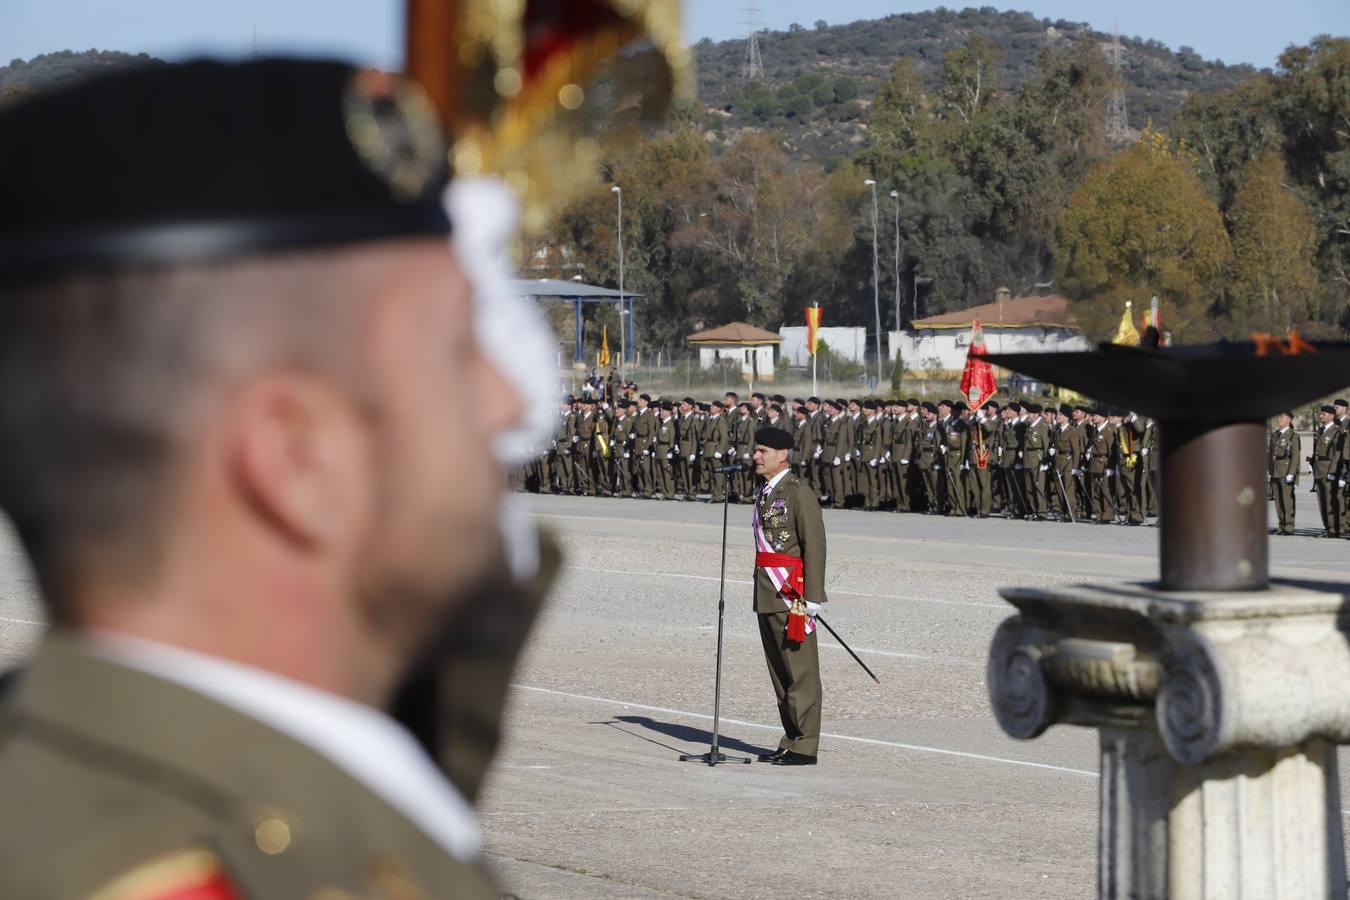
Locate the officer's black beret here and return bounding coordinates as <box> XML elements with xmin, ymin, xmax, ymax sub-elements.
<box><xmin>755</xmin><ymin>427</ymin><xmax>793</xmax><ymax>450</ymax></box>
<box><xmin>921</xmin><ymin>401</ymin><xmax>937</xmax><ymax>413</ymax></box>
<box><xmin>953</xmin><ymin>401</ymin><xmax>967</xmax><ymax>412</ymax></box>
<box><xmin>862</xmin><ymin>399</ymin><xmax>878</xmax><ymax>410</ymax></box>
<box><xmin>807</xmin><ymin>396</ymin><xmax>821</xmax><ymax>405</ymax></box>
<box><xmin>837</xmin><ymin>398</ymin><xmax>849</xmax><ymax>409</ymax></box>
<box><xmin>984</xmin><ymin>400</ymin><xmax>1000</xmax><ymax>411</ymax></box>
<box><xmin>697</xmin><ymin>402</ymin><xmax>710</xmax><ymax>411</ymax></box>
<box><xmin>639</xmin><ymin>393</ymin><xmax>651</xmax><ymax>402</ymax></box>
<box><xmin>938</xmin><ymin>399</ymin><xmax>952</xmax><ymax>408</ymax></box>
<box><xmin>1008</xmin><ymin>402</ymin><xmax>1022</xmax><ymax>413</ymax></box>
<box><xmin>0</xmin><ymin>59</ymin><xmax>452</xmax><ymax>284</ymax></box>
<box><xmin>1059</xmin><ymin>403</ymin><xmax>1073</xmax><ymax>416</ymax></box>
<box><xmin>660</xmin><ymin>401</ymin><xmax>674</xmax><ymax>411</ymax></box>
<box><xmin>1278</xmin><ymin>409</ymin><xmax>1293</xmax><ymax>418</ymax></box>
<box><xmin>1322</xmin><ymin>404</ymin><xmax>1337</xmax><ymax>414</ymax></box>
<box><xmin>1026</xmin><ymin>402</ymin><xmax>1041</xmax><ymax>413</ymax></box>
<box><xmin>772</xmin><ymin>394</ymin><xmax>786</xmax><ymax>404</ymax></box>
<box><xmin>1074</xmin><ymin>405</ymin><xmax>1089</xmax><ymax>414</ymax></box>
<box><xmin>751</xmin><ymin>392</ymin><xmax>766</xmax><ymax>401</ymax></box>
<box><xmin>682</xmin><ymin>397</ymin><xmax>696</xmax><ymax>405</ymax></box>
<box><xmin>1335</xmin><ymin>398</ymin><xmax>1349</xmax><ymax>407</ymax></box>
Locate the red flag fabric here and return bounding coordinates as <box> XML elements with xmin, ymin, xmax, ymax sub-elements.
<box><xmin>959</xmin><ymin>319</ymin><xmax>997</xmax><ymax>409</ymax></box>
<box><xmin>805</xmin><ymin>305</ymin><xmax>822</xmax><ymax>356</ymax></box>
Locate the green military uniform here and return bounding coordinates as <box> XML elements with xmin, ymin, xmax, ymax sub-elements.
<box><xmin>1090</xmin><ymin>418</ymin><xmax>1117</xmax><ymax>523</ymax></box>
<box><xmin>859</xmin><ymin>411</ymin><xmax>885</xmax><ymax>510</ymax></box>
<box><xmin>942</xmin><ymin>414</ymin><xmax>968</xmax><ymax>516</ymax></box>
<box><xmin>1311</xmin><ymin>417</ymin><xmax>1343</xmax><ymax>536</ymax></box>
<box><xmin>918</xmin><ymin>413</ymin><xmax>940</xmax><ymax>513</ymax></box>
<box><xmin>890</xmin><ymin>410</ymin><xmax>917</xmax><ymax>512</ymax></box>
<box><xmin>822</xmin><ymin>410</ymin><xmax>853</xmax><ymax>506</ymax></box>
<box><xmin>633</xmin><ymin>403</ymin><xmax>659</xmax><ymax>497</ymax></box>
<box><xmin>1021</xmin><ymin>411</ymin><xmax>1049</xmax><ymax>518</ymax></box>
<box><xmin>1269</xmin><ymin>423</ymin><xmax>1301</xmax><ymax>535</ymax></box>
<box><xmin>753</xmin><ymin>472</ymin><xmax>827</xmax><ymax>759</ymax></box>
<box><xmin>967</xmin><ymin>412</ymin><xmax>997</xmax><ymax>517</ymax></box>
<box><xmin>611</xmin><ymin>409</ymin><xmax>635</xmax><ymax>497</ymax></box>
<box><xmin>702</xmin><ymin>410</ymin><xmax>731</xmax><ymax>499</ymax></box>
<box><xmin>654</xmin><ymin>412</ymin><xmax>677</xmax><ymax>498</ymax></box>
<box><xmin>1050</xmin><ymin>417</ymin><xmax>1084</xmax><ymax>521</ymax></box>
<box><xmin>0</xmin><ymin>635</ymin><xmax>498</xmax><ymax>900</ymax></box>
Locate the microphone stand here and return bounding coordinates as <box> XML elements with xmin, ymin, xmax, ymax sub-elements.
<box><xmin>680</xmin><ymin>466</ymin><xmax>752</xmax><ymax>766</ymax></box>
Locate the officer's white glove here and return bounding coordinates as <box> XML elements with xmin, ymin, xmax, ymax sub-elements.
<box><xmin>1141</xmin><ymin>448</ymin><xmax>1150</xmax><ymax>456</ymax></box>
<box><xmin>813</xmin><ymin>447</ymin><xmax>823</xmax><ymax>459</ymax></box>
<box><xmin>832</xmin><ymin>457</ymin><xmax>841</xmax><ymax>467</ymax></box>
<box><xmin>1018</xmin><ymin>451</ymin><xmax>1024</xmax><ymax>459</ymax></box>
<box><xmin>1039</xmin><ymin>464</ymin><xmax>1049</xmax><ymax>472</ymax></box>
<box><xmin>1048</xmin><ymin>447</ymin><xmax>1057</xmax><ymax>456</ymax></box>
<box><xmin>563</xmin><ymin>449</ymin><xmax>571</xmax><ymax>456</ymax></box>
<box><xmin>933</xmin><ymin>464</ymin><xmax>942</xmax><ymax>471</ymax></box>
<box><xmin>1329</xmin><ymin>473</ymin><xmax>1336</xmax><ymax>481</ymax></box>
<box><xmin>1072</xmin><ymin>469</ymin><xmax>1081</xmax><ymax>477</ymax></box>
<box><xmin>1013</xmin><ymin>464</ymin><xmax>1023</xmax><ymax>471</ymax></box>
<box><xmin>1341</xmin><ymin>479</ymin><xmax>1347</xmax><ymax>488</ymax></box>
<box><xmin>666</xmin><ymin>452</ymin><xmax>673</xmax><ymax>459</ymax></box>
<box><xmin>714</xmin><ymin>452</ymin><xmax>723</xmax><ymax>459</ymax></box>
<box><xmin>743</xmin><ymin>453</ymin><xmax>751</xmax><ymax>460</ymax></box>
<box><xmin>623</xmin><ymin>452</ymin><xmax>630</xmax><ymax>459</ymax></box>
<box><xmin>1286</xmin><ymin>474</ymin><xmax>1295</xmax><ymax>484</ymax></box>
<box><xmin>900</xmin><ymin>458</ymin><xmax>909</xmax><ymax>465</ymax></box>
<box><xmin>804</xmin><ymin>601</ymin><xmax>822</xmax><ymax>618</ymax></box>
<box><xmin>1085</xmin><ymin>450</ymin><xmax>1093</xmax><ymax>459</ymax></box>
<box><xmin>688</xmin><ymin>454</ymin><xmax>696</xmax><ymax>463</ymax></box>
<box><xmin>844</xmin><ymin>452</ymin><xmax>852</xmax><ymax>462</ymax></box>
<box><xmin>883</xmin><ymin>452</ymin><xmax>891</xmax><ymax>462</ymax></box>
<box><xmin>571</xmin><ymin>435</ymin><xmax>579</xmax><ymax>443</ymax></box>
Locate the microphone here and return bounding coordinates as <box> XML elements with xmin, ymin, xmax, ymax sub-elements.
<box><xmin>712</xmin><ymin>462</ymin><xmax>753</xmax><ymax>474</ymax></box>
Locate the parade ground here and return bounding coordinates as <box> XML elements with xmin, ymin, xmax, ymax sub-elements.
<box><xmin>0</xmin><ymin>492</ymin><xmax>1347</xmax><ymax>898</ymax></box>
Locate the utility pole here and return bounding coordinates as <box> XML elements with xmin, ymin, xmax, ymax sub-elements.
<box><xmin>612</xmin><ymin>185</ymin><xmax>625</xmax><ymax>377</ymax></box>
<box><xmin>1104</xmin><ymin>24</ymin><xmax>1130</xmax><ymax>144</ymax></box>
<box><xmin>890</xmin><ymin>190</ymin><xmax>900</xmax><ymax>331</ymax></box>
<box><xmin>865</xmin><ymin>179</ymin><xmax>882</xmax><ymax>389</ymax></box>
<box><xmin>742</xmin><ymin>1</ymin><xmax>764</xmax><ymax>79</ymax></box>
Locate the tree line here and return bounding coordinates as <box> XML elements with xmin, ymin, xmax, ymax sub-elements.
<box><xmin>534</xmin><ymin>35</ymin><xmax>1349</xmax><ymax>354</ymax></box>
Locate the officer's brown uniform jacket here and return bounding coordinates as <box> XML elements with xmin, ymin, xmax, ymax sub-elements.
<box><xmin>752</xmin><ymin>473</ymin><xmax>828</xmax><ymax>613</ymax></box>
<box><xmin>0</xmin><ymin>635</ymin><xmax>498</xmax><ymax>900</ymax></box>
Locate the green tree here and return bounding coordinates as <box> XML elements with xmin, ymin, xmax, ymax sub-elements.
<box><xmin>1227</xmin><ymin>152</ymin><xmax>1321</xmax><ymax>332</ymax></box>
<box><xmin>1170</xmin><ymin>77</ymin><xmax>1281</xmax><ymax>210</ymax></box>
<box><xmin>1055</xmin><ymin>130</ymin><xmax>1233</xmax><ymax>341</ymax></box>
<box><xmin>940</xmin><ymin>35</ymin><xmax>1002</xmax><ymax>126</ymax></box>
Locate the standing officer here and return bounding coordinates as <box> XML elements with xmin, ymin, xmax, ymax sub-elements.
<box><xmin>968</xmin><ymin>401</ymin><xmax>997</xmax><ymax>518</ymax></box>
<box><xmin>0</xmin><ymin>60</ymin><xmax>534</xmax><ymax>899</ymax></box>
<box><xmin>918</xmin><ymin>402</ymin><xmax>941</xmax><ymax>513</ymax></box>
<box><xmin>633</xmin><ymin>393</ymin><xmax>659</xmax><ymax>498</ymax></box>
<box><xmin>1310</xmin><ymin>404</ymin><xmax>1342</xmax><ymax>537</ymax></box>
<box><xmin>750</xmin><ymin>427</ymin><xmax>827</xmax><ymax>767</ymax></box>
<box><xmin>703</xmin><ymin>400</ymin><xmax>732</xmax><ymax>500</ymax></box>
<box><xmin>1021</xmin><ymin>402</ymin><xmax>1049</xmax><ymax>520</ymax></box>
<box><xmin>1269</xmin><ymin>410</ymin><xmax>1301</xmax><ymax>535</ymax></box>
<box><xmin>822</xmin><ymin>399</ymin><xmax>852</xmax><ymax>507</ymax></box>
<box><xmin>654</xmin><ymin>401</ymin><xmax>678</xmax><ymax>499</ymax></box>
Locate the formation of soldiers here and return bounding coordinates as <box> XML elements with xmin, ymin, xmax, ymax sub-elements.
<box><xmin>521</xmin><ymin>390</ymin><xmax>1164</xmax><ymax>526</ymax></box>
<box><xmin>517</xmin><ymin>392</ymin><xmax>1350</xmax><ymax>537</ymax></box>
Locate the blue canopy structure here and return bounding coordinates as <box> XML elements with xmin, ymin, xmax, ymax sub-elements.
<box><xmin>512</xmin><ymin>278</ymin><xmax>642</xmax><ymax>365</ymax></box>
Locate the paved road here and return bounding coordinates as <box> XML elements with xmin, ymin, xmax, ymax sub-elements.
<box><xmin>0</xmin><ymin>491</ymin><xmax>1346</xmax><ymax>898</ymax></box>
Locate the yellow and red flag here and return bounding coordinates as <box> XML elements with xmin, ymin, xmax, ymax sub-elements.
<box><xmin>959</xmin><ymin>319</ymin><xmax>997</xmax><ymax>410</ymax></box>
<box><xmin>805</xmin><ymin>304</ymin><xmax>822</xmax><ymax>356</ymax></box>
<box><xmin>598</xmin><ymin>325</ymin><xmax>611</xmax><ymax>368</ymax></box>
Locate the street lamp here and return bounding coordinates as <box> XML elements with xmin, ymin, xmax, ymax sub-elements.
<box><xmin>610</xmin><ymin>185</ymin><xmax>625</xmax><ymax>377</ymax></box>
<box><xmin>864</xmin><ymin>179</ymin><xmax>882</xmax><ymax>389</ymax></box>
<box><xmin>889</xmin><ymin>190</ymin><xmax>900</xmax><ymax>332</ymax></box>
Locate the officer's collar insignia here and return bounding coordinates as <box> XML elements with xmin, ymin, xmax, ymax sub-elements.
<box><xmin>344</xmin><ymin>69</ymin><xmax>446</xmax><ymax>203</ymax></box>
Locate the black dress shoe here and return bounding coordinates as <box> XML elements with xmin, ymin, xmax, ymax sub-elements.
<box><xmin>757</xmin><ymin>748</ymin><xmax>787</xmax><ymax>763</ymax></box>
<box><xmin>771</xmin><ymin>751</ymin><xmax>817</xmax><ymax>766</ymax></box>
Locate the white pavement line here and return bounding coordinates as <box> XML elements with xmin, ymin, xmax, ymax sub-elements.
<box><xmin>0</xmin><ymin>615</ymin><xmax>43</xmax><ymax>627</ymax></box>
<box><xmin>564</xmin><ymin>565</ymin><xmax>1006</xmax><ymax>611</ymax></box>
<box><xmin>512</xmin><ymin>684</ymin><xmax>1097</xmax><ymax>779</ymax></box>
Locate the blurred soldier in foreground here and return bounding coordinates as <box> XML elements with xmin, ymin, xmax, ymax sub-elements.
<box><xmin>1269</xmin><ymin>410</ymin><xmax>1301</xmax><ymax>535</ymax></box>
<box><xmin>0</xmin><ymin>61</ymin><xmax>544</xmax><ymax>899</ymax></box>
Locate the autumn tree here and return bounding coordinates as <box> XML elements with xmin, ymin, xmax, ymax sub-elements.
<box><xmin>1227</xmin><ymin>152</ymin><xmax>1321</xmax><ymax>333</ymax></box>
<box><xmin>1055</xmin><ymin>130</ymin><xmax>1233</xmax><ymax>341</ymax></box>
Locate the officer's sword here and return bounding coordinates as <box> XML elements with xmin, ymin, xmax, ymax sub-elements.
<box><xmin>1053</xmin><ymin>467</ymin><xmax>1077</xmax><ymax>524</ymax></box>
<box><xmin>815</xmin><ymin>615</ymin><xmax>880</xmax><ymax>684</ymax></box>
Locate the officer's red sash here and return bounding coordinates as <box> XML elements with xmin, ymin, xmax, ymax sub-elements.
<box><xmin>754</xmin><ymin>551</ymin><xmax>804</xmax><ymax>601</ymax></box>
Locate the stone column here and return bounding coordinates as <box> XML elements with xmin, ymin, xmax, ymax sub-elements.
<box><xmin>988</xmin><ymin>580</ymin><xmax>1350</xmax><ymax>899</ymax></box>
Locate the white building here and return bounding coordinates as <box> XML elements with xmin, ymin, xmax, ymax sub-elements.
<box><xmin>687</xmin><ymin>322</ymin><xmax>782</xmax><ymax>383</ymax></box>
<box><xmin>778</xmin><ymin>326</ymin><xmax>868</xmax><ymax>367</ymax></box>
<box><xmin>890</xmin><ymin>291</ymin><xmax>1091</xmax><ymax>373</ymax></box>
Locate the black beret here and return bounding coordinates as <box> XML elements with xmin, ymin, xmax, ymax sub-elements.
<box><xmin>1336</xmin><ymin>398</ymin><xmax>1349</xmax><ymax>407</ymax></box>
<box><xmin>1008</xmin><ymin>402</ymin><xmax>1022</xmax><ymax>413</ymax></box>
<box><xmin>772</xmin><ymin>394</ymin><xmax>786</xmax><ymax>404</ymax></box>
<box><xmin>938</xmin><ymin>399</ymin><xmax>952</xmax><ymax>408</ymax></box>
<box><xmin>862</xmin><ymin>399</ymin><xmax>878</xmax><ymax>410</ymax></box>
<box><xmin>1278</xmin><ymin>409</ymin><xmax>1293</xmax><ymax>418</ymax></box>
<box><xmin>682</xmin><ymin>397</ymin><xmax>696</xmax><ymax>405</ymax></box>
<box><xmin>921</xmin><ymin>401</ymin><xmax>937</xmax><ymax>413</ymax></box>
<box><xmin>0</xmin><ymin>59</ymin><xmax>451</xmax><ymax>283</ymax></box>
<box><xmin>639</xmin><ymin>393</ymin><xmax>651</xmax><ymax>402</ymax></box>
<box><xmin>953</xmin><ymin>401</ymin><xmax>967</xmax><ymax>412</ymax></box>
<box><xmin>1025</xmin><ymin>403</ymin><xmax>1041</xmax><ymax>413</ymax></box>
<box><xmin>755</xmin><ymin>427</ymin><xmax>793</xmax><ymax>450</ymax></box>
<box><xmin>751</xmin><ymin>392</ymin><xmax>766</xmax><ymax>401</ymax></box>
<box><xmin>837</xmin><ymin>398</ymin><xmax>849</xmax><ymax>409</ymax></box>
<box><xmin>984</xmin><ymin>400</ymin><xmax>1000</xmax><ymax>411</ymax></box>
<box><xmin>660</xmin><ymin>401</ymin><xmax>674</xmax><ymax>411</ymax></box>
<box><xmin>1322</xmin><ymin>405</ymin><xmax>1337</xmax><ymax>414</ymax></box>
<box><xmin>807</xmin><ymin>396</ymin><xmax>821</xmax><ymax>405</ymax></box>
<box><xmin>1059</xmin><ymin>404</ymin><xmax>1073</xmax><ymax>416</ymax></box>
<box><xmin>697</xmin><ymin>402</ymin><xmax>710</xmax><ymax>411</ymax></box>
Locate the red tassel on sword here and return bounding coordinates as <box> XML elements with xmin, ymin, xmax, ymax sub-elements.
<box><xmin>786</xmin><ymin>600</ymin><xmax>808</xmax><ymax>643</ymax></box>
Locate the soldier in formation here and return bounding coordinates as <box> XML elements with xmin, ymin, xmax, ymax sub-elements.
<box><xmin>523</xmin><ymin>393</ymin><xmax>1343</xmax><ymax>538</ymax></box>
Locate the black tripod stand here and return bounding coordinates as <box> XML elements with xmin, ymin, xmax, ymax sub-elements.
<box><xmin>680</xmin><ymin>469</ymin><xmax>752</xmax><ymax>766</ymax></box>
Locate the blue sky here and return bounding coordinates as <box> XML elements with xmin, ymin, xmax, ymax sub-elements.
<box><xmin>2</xmin><ymin>1</ymin><xmax>1345</xmax><ymax>72</ymax></box>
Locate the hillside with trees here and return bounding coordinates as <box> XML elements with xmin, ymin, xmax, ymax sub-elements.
<box><xmin>0</xmin><ymin>50</ymin><xmax>161</xmax><ymax>106</ymax></box>
<box><xmin>687</xmin><ymin>7</ymin><xmax>1258</xmax><ymax>166</ymax></box>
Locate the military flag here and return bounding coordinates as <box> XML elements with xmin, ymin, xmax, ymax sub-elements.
<box><xmin>959</xmin><ymin>319</ymin><xmax>997</xmax><ymax>410</ymax></box>
<box><xmin>805</xmin><ymin>304</ymin><xmax>822</xmax><ymax>356</ymax></box>
<box><xmin>1114</xmin><ymin>301</ymin><xmax>1141</xmax><ymax>346</ymax></box>
<box><xmin>599</xmin><ymin>325</ymin><xmax>611</xmax><ymax>368</ymax></box>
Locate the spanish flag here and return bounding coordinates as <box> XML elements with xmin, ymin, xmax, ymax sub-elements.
<box><xmin>805</xmin><ymin>304</ymin><xmax>822</xmax><ymax>356</ymax></box>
